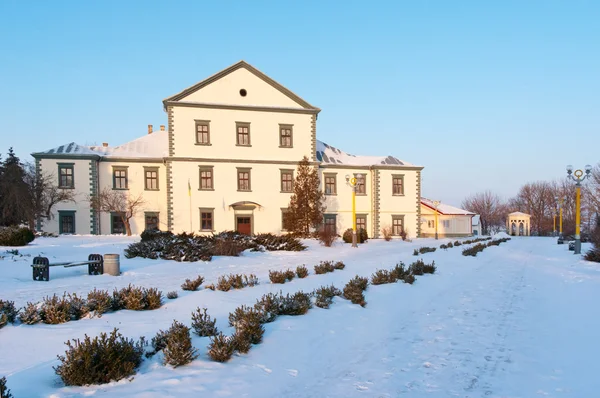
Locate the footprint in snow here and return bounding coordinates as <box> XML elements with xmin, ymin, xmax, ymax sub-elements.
<box><xmin>256</xmin><ymin>364</ymin><xmax>272</xmax><ymax>374</ymax></box>
<box><xmin>287</xmin><ymin>369</ymin><xmax>298</xmax><ymax>377</ymax></box>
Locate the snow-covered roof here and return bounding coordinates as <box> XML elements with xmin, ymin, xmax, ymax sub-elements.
<box><xmin>34</xmin><ymin>131</ymin><xmax>168</xmax><ymax>159</ymax></box>
<box><xmin>472</xmin><ymin>215</ymin><xmax>481</xmax><ymax>225</ymax></box>
<box><xmin>421</xmin><ymin>197</ymin><xmax>475</xmax><ymax>216</ymax></box>
<box><xmin>316</xmin><ymin>140</ymin><xmax>415</xmax><ymax>167</ymax></box>
<box><xmin>508</xmin><ymin>211</ymin><xmax>531</xmax><ymax>217</ymax></box>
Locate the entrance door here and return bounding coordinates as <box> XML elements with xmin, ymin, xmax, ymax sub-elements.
<box><xmin>236</xmin><ymin>216</ymin><xmax>252</xmax><ymax>235</ymax></box>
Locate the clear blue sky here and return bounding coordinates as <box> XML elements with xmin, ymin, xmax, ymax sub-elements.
<box><xmin>1</xmin><ymin>0</ymin><xmax>598</xmax><ymax>206</ymax></box>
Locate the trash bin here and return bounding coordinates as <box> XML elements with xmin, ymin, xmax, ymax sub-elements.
<box><xmin>103</xmin><ymin>254</ymin><xmax>121</xmax><ymax>276</ymax></box>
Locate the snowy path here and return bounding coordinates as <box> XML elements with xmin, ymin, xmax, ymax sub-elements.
<box><xmin>1</xmin><ymin>236</ymin><xmax>600</xmax><ymax>397</ymax></box>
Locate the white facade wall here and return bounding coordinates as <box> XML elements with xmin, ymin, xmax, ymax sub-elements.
<box><xmin>37</xmin><ymin>158</ymin><xmax>93</xmax><ymax>235</ymax></box>
<box><xmin>96</xmin><ymin>161</ymin><xmax>168</xmax><ymax>234</ymax></box>
<box><xmin>378</xmin><ymin>169</ymin><xmax>420</xmax><ymax>239</ymax></box>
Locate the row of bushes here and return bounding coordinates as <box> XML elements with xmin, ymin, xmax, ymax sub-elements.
<box><xmin>125</xmin><ymin>230</ymin><xmax>306</xmax><ymax>262</ymax></box>
<box><xmin>413</xmin><ymin>246</ymin><xmax>436</xmax><ymax>255</ymax></box>
<box><xmin>0</xmin><ymin>226</ymin><xmax>35</xmax><ymax>247</ymax></box>
<box><xmin>314</xmin><ymin>260</ymin><xmax>345</xmax><ymax>274</ymax></box>
<box><xmin>462</xmin><ymin>238</ymin><xmax>510</xmax><ymax>256</ymax></box>
<box><xmin>439</xmin><ymin>237</ymin><xmax>492</xmax><ymax>250</ymax></box>
<box><xmin>2</xmin><ymin>286</ymin><xmax>164</xmax><ymax>328</ymax></box>
<box><xmin>205</xmin><ymin>273</ymin><xmax>259</xmax><ymax>292</ymax></box>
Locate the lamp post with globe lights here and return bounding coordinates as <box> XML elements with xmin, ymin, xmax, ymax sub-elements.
<box><xmin>433</xmin><ymin>200</ymin><xmax>441</xmax><ymax>240</ymax></box>
<box><xmin>566</xmin><ymin>164</ymin><xmax>592</xmax><ymax>254</ymax></box>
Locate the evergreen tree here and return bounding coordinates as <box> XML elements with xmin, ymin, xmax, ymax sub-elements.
<box><xmin>284</xmin><ymin>156</ymin><xmax>325</xmax><ymax>237</ymax></box>
<box><xmin>0</xmin><ymin>148</ymin><xmax>31</xmax><ymax>227</ymax></box>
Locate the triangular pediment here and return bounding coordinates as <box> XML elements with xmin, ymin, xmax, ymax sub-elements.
<box><xmin>164</xmin><ymin>61</ymin><xmax>319</xmax><ymax>111</ymax></box>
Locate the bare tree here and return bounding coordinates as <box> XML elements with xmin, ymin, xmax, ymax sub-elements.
<box><xmin>23</xmin><ymin>163</ymin><xmax>76</xmax><ymax>230</ymax></box>
<box><xmin>89</xmin><ymin>188</ymin><xmax>145</xmax><ymax>236</ymax></box>
<box><xmin>509</xmin><ymin>181</ymin><xmax>555</xmax><ymax>235</ymax></box>
<box><xmin>462</xmin><ymin>190</ymin><xmax>506</xmax><ymax>235</ymax></box>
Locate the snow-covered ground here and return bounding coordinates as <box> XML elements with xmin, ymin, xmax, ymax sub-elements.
<box><xmin>1</xmin><ymin>235</ymin><xmax>599</xmax><ymax>397</ymax></box>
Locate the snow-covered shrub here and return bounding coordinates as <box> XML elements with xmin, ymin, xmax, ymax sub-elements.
<box><xmin>147</xmin><ymin>329</ymin><xmax>168</xmax><ymax>357</ymax></box>
<box><xmin>409</xmin><ymin>259</ymin><xmax>425</xmax><ymax>276</ymax></box>
<box><xmin>333</xmin><ymin>261</ymin><xmax>345</xmax><ymax>270</ymax></box>
<box><xmin>67</xmin><ymin>293</ymin><xmax>89</xmax><ymax>320</ymax></box>
<box><xmin>314</xmin><ymin>260</ymin><xmax>335</xmax><ymax>274</ymax></box>
<box><xmin>87</xmin><ymin>288</ymin><xmax>112</xmax><ymax>315</ymax></box>
<box><xmin>0</xmin><ymin>376</ymin><xmax>13</xmax><ymax>398</ymax></box>
<box><xmin>40</xmin><ymin>294</ymin><xmax>71</xmax><ymax>324</ymax></box>
<box><xmin>216</xmin><ymin>275</ymin><xmax>232</xmax><ymax>291</ymax></box>
<box><xmin>254</xmin><ymin>293</ymin><xmax>281</xmax><ymax>323</ymax></box>
<box><xmin>454</xmin><ymin>240</ymin><xmax>462</xmax><ymax>246</ymax></box>
<box><xmin>462</xmin><ymin>243</ymin><xmax>486</xmax><ymax>257</ymax></box>
<box><xmin>279</xmin><ymin>292</ymin><xmax>312</xmax><ymax>315</ymax></box>
<box><xmin>0</xmin><ymin>226</ymin><xmax>35</xmax><ymax>246</ymax></box>
<box><xmin>296</xmin><ymin>265</ymin><xmax>309</xmax><ymax>278</ymax></box>
<box><xmin>370</xmin><ymin>269</ymin><xmax>396</xmax><ymax>285</ymax></box>
<box><xmin>269</xmin><ymin>270</ymin><xmax>290</xmax><ymax>284</ymax></box>
<box><xmin>423</xmin><ymin>261</ymin><xmax>436</xmax><ymax>274</ymax></box>
<box><xmin>191</xmin><ymin>307</ymin><xmax>218</xmax><ymax>337</ymax></box>
<box><xmin>584</xmin><ymin>248</ymin><xmax>600</xmax><ymax>263</ymax></box>
<box><xmin>163</xmin><ymin>320</ymin><xmax>198</xmax><ymax>367</ymax></box>
<box><xmin>207</xmin><ymin>333</ymin><xmax>235</xmax><ymax>362</ymax></box>
<box><xmin>440</xmin><ymin>244</ymin><xmax>448</xmax><ymax>250</ymax></box>
<box><xmin>181</xmin><ymin>275</ymin><xmax>204</xmax><ymax>291</ymax></box>
<box><xmin>204</xmin><ymin>283</ymin><xmax>216</xmax><ymax>291</ymax></box>
<box><xmin>447</xmin><ymin>241</ymin><xmax>454</xmax><ymax>248</ymax></box>
<box><xmin>342</xmin><ymin>228</ymin><xmax>368</xmax><ymax>244</ymax></box>
<box><xmin>54</xmin><ymin>328</ymin><xmax>145</xmax><ymax>386</ymax></box>
<box><xmin>216</xmin><ymin>273</ymin><xmax>259</xmax><ymax>291</ymax></box>
<box><xmin>19</xmin><ymin>302</ymin><xmax>41</xmax><ymax>324</ymax></box>
<box><xmin>343</xmin><ymin>276</ymin><xmax>369</xmax><ymax>307</ymax></box>
<box><xmin>413</xmin><ymin>249</ymin><xmax>419</xmax><ymax>256</ymax></box>
<box><xmin>314</xmin><ymin>285</ymin><xmax>341</xmax><ymax>309</ymax></box>
<box><xmin>418</xmin><ymin>246</ymin><xmax>436</xmax><ymax>254</ymax></box>
<box><xmin>211</xmin><ymin>236</ymin><xmax>245</xmax><ymax>256</ymax></box>
<box><xmin>113</xmin><ymin>285</ymin><xmax>162</xmax><ymax>311</ymax></box>
<box><xmin>228</xmin><ymin>305</ymin><xmax>263</xmax><ymax>328</ymax></box>
<box><xmin>390</xmin><ymin>262</ymin><xmax>408</xmax><ymax>280</ymax></box>
<box><xmin>166</xmin><ymin>291</ymin><xmax>178</xmax><ymax>299</ymax></box>
<box><xmin>403</xmin><ymin>273</ymin><xmax>416</xmax><ymax>284</ymax></box>
<box><xmin>0</xmin><ymin>300</ymin><xmax>17</xmax><ymax>328</ymax></box>
<box><xmin>232</xmin><ymin>330</ymin><xmax>252</xmax><ymax>354</ymax></box>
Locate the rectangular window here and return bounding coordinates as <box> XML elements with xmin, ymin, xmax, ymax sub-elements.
<box><xmin>279</xmin><ymin>124</ymin><xmax>293</xmax><ymax>148</ymax></box>
<box><xmin>324</xmin><ymin>174</ymin><xmax>337</xmax><ymax>195</ymax></box>
<box><xmin>58</xmin><ymin>164</ymin><xmax>74</xmax><ymax>189</ymax></box>
<box><xmin>392</xmin><ymin>215</ymin><xmax>404</xmax><ymax>236</ymax></box>
<box><xmin>281</xmin><ymin>208</ymin><xmax>290</xmax><ymax>231</ymax></box>
<box><xmin>442</xmin><ymin>220</ymin><xmax>450</xmax><ymax>228</ymax></box>
<box><xmin>236</xmin><ymin>122</ymin><xmax>251</xmax><ymax>146</ymax></box>
<box><xmin>111</xmin><ymin>213</ymin><xmax>125</xmax><ymax>234</ymax></box>
<box><xmin>428</xmin><ymin>220</ymin><xmax>435</xmax><ymax>228</ymax></box>
<box><xmin>144</xmin><ymin>168</ymin><xmax>159</xmax><ymax>190</ymax></box>
<box><xmin>113</xmin><ymin>167</ymin><xmax>128</xmax><ymax>190</ymax></box>
<box><xmin>237</xmin><ymin>168</ymin><xmax>251</xmax><ymax>191</ymax></box>
<box><xmin>199</xmin><ymin>167</ymin><xmax>214</xmax><ymax>190</ymax></box>
<box><xmin>324</xmin><ymin>214</ymin><xmax>337</xmax><ymax>235</ymax></box>
<box><xmin>200</xmin><ymin>208</ymin><xmax>214</xmax><ymax>231</ymax></box>
<box><xmin>145</xmin><ymin>212</ymin><xmax>159</xmax><ymax>230</ymax></box>
<box><xmin>58</xmin><ymin>211</ymin><xmax>75</xmax><ymax>234</ymax></box>
<box><xmin>355</xmin><ymin>173</ymin><xmax>366</xmax><ymax>195</ymax></box>
<box><xmin>280</xmin><ymin>169</ymin><xmax>293</xmax><ymax>192</ymax></box>
<box><xmin>195</xmin><ymin>120</ymin><xmax>210</xmax><ymax>145</ymax></box>
<box><xmin>356</xmin><ymin>215</ymin><xmax>367</xmax><ymax>232</ymax></box>
<box><xmin>392</xmin><ymin>174</ymin><xmax>404</xmax><ymax>196</ymax></box>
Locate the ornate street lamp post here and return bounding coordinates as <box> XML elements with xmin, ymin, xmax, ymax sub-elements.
<box><xmin>345</xmin><ymin>174</ymin><xmax>358</xmax><ymax>248</ymax></box>
<box><xmin>566</xmin><ymin>164</ymin><xmax>592</xmax><ymax>254</ymax></box>
<box><xmin>433</xmin><ymin>200</ymin><xmax>441</xmax><ymax>240</ymax></box>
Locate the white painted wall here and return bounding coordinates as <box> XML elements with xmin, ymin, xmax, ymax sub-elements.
<box><xmin>171</xmin><ymin>106</ymin><xmax>313</xmax><ymax>162</ymax></box>
<box><xmin>378</xmin><ymin>169</ymin><xmax>420</xmax><ymax>239</ymax></box>
<box><xmin>178</xmin><ymin>67</ymin><xmax>305</xmax><ymax>109</ymax></box>
<box><xmin>38</xmin><ymin>158</ymin><xmax>93</xmax><ymax>235</ymax></box>
<box><xmin>420</xmin><ymin>205</ymin><xmax>473</xmax><ymax>237</ymax></box>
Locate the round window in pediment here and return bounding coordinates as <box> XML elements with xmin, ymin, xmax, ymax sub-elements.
<box><xmin>239</xmin><ymin>89</ymin><xmax>247</xmax><ymax>97</ymax></box>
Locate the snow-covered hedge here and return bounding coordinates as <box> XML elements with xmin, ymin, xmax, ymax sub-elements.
<box><xmin>0</xmin><ymin>226</ymin><xmax>35</xmax><ymax>246</ymax></box>
<box><xmin>125</xmin><ymin>231</ymin><xmax>306</xmax><ymax>262</ymax></box>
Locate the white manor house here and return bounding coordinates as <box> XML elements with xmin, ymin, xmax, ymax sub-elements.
<box><xmin>33</xmin><ymin>61</ymin><xmax>425</xmax><ymax>238</ymax></box>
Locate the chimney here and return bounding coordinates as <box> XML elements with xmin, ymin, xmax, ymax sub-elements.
<box><xmin>148</xmin><ymin>124</ymin><xmax>153</xmax><ymax>134</ymax></box>
<box><xmin>102</xmin><ymin>142</ymin><xmax>108</xmax><ymax>147</ymax></box>
<box><xmin>160</xmin><ymin>125</ymin><xmax>165</xmax><ymax>131</ymax></box>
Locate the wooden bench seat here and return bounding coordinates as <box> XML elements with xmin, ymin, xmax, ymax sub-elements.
<box><xmin>31</xmin><ymin>254</ymin><xmax>103</xmax><ymax>281</ymax></box>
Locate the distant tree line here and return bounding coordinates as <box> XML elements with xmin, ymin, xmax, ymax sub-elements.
<box><xmin>0</xmin><ymin>148</ymin><xmax>75</xmax><ymax>230</ymax></box>
<box><xmin>462</xmin><ymin>163</ymin><xmax>600</xmax><ymax>236</ymax></box>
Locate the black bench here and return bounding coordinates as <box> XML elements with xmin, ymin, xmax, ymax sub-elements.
<box><xmin>31</xmin><ymin>254</ymin><xmax>104</xmax><ymax>281</ymax></box>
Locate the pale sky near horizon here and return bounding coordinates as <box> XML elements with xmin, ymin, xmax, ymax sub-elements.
<box><xmin>1</xmin><ymin>1</ymin><xmax>598</xmax><ymax>207</ymax></box>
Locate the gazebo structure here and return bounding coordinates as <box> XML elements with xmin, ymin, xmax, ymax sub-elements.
<box><xmin>507</xmin><ymin>212</ymin><xmax>531</xmax><ymax>236</ymax></box>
